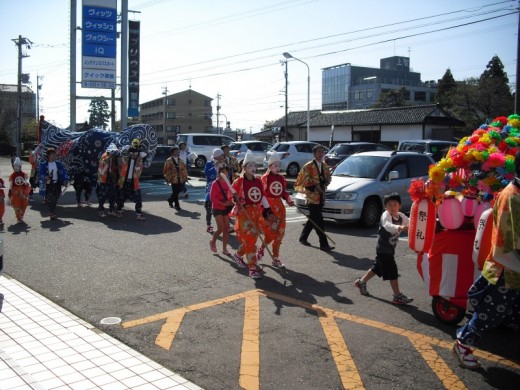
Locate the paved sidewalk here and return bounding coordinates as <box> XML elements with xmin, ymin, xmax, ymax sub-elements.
<box><xmin>0</xmin><ymin>274</ymin><xmax>202</xmax><ymax>390</ymax></box>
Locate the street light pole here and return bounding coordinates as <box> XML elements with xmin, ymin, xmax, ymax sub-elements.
<box><xmin>283</xmin><ymin>52</ymin><xmax>310</xmax><ymax>142</ymax></box>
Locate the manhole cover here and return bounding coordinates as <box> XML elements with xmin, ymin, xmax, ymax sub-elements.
<box><xmin>100</xmin><ymin>317</ymin><xmax>121</xmax><ymax>325</ymax></box>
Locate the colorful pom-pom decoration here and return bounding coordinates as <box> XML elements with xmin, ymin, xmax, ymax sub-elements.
<box><xmin>408</xmin><ymin>199</ymin><xmax>436</xmax><ymax>253</ymax></box>
<box><xmin>413</xmin><ymin>114</ymin><xmax>520</xmax><ymax>209</ymax></box>
<box><xmin>438</xmin><ymin>196</ymin><xmax>464</xmax><ymax>230</ymax></box>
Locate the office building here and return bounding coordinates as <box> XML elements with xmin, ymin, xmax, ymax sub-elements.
<box><xmin>322</xmin><ymin>56</ymin><xmax>437</xmax><ymax>110</ymax></box>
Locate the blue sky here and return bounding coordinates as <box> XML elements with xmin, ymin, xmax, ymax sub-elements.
<box><xmin>0</xmin><ymin>0</ymin><xmax>517</xmax><ymax>132</ymax></box>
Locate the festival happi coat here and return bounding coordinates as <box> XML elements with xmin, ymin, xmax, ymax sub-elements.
<box><xmin>409</xmin><ymin>114</ymin><xmax>520</xmax><ymax>311</ymax></box>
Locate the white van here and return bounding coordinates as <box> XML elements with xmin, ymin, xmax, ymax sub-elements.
<box><xmin>177</xmin><ymin>133</ymin><xmax>234</xmax><ymax>168</ymax></box>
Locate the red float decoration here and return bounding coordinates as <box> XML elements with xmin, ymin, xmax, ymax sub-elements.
<box><xmin>417</xmin><ymin>230</ymin><xmax>479</xmax><ymax>311</ymax></box>
<box><xmin>460</xmin><ymin>196</ymin><xmax>478</xmax><ymax>217</ymax></box>
<box><xmin>472</xmin><ymin>208</ymin><xmax>493</xmax><ymax>270</ymax></box>
<box><xmin>437</xmin><ymin>196</ymin><xmax>464</xmax><ymax>230</ymax></box>
<box><xmin>408</xmin><ymin>199</ymin><xmax>436</xmax><ymax>253</ymax></box>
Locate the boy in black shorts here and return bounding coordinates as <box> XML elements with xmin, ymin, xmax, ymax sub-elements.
<box><xmin>354</xmin><ymin>193</ymin><xmax>413</xmax><ymax>304</ymax></box>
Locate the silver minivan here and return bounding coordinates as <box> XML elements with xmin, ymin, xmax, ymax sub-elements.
<box><xmin>177</xmin><ymin>133</ymin><xmax>234</xmax><ymax>168</ymax></box>
<box><xmin>294</xmin><ymin>151</ymin><xmax>435</xmax><ymax>227</ymax></box>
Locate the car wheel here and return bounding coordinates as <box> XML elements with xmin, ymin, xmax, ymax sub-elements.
<box><xmin>360</xmin><ymin>198</ymin><xmax>381</xmax><ymax>228</ymax></box>
<box><xmin>194</xmin><ymin>156</ymin><xmax>206</xmax><ymax>169</ymax></box>
<box><xmin>431</xmin><ymin>296</ymin><xmax>466</xmax><ymax>325</ymax></box>
<box><xmin>286</xmin><ymin>162</ymin><xmax>300</xmax><ymax>177</ymax></box>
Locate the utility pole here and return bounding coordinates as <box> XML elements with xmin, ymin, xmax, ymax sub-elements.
<box><xmin>36</xmin><ymin>74</ymin><xmax>43</xmax><ymax>119</ymax></box>
<box><xmin>121</xmin><ymin>0</ymin><xmax>129</xmax><ymax>130</ymax></box>
<box><xmin>216</xmin><ymin>93</ymin><xmax>221</xmax><ymax>134</ymax></box>
<box><xmin>70</xmin><ymin>0</ymin><xmax>76</xmax><ymax>131</ymax></box>
<box><xmin>12</xmin><ymin>35</ymin><xmax>32</xmax><ymax>157</ymax></box>
<box><xmin>162</xmin><ymin>85</ymin><xmax>168</xmax><ymax>143</ymax></box>
<box><xmin>284</xmin><ymin>60</ymin><xmax>288</xmax><ymax>142</ymax></box>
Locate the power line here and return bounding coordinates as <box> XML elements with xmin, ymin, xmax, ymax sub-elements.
<box><xmin>143</xmin><ymin>2</ymin><xmax>516</xmax><ymax>77</ymax></box>
<box><xmin>139</xmin><ymin>12</ymin><xmax>517</xmax><ymax>87</ymax></box>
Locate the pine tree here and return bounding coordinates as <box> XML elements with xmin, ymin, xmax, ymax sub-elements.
<box><xmin>436</xmin><ymin>68</ymin><xmax>457</xmax><ymax>108</ymax></box>
<box><xmin>88</xmin><ymin>98</ymin><xmax>110</xmax><ymax>129</ymax></box>
<box><xmin>477</xmin><ymin>55</ymin><xmax>514</xmax><ymax>121</ymax></box>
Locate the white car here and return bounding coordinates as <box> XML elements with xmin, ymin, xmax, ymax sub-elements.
<box><xmin>294</xmin><ymin>151</ymin><xmax>435</xmax><ymax>227</ymax></box>
<box><xmin>177</xmin><ymin>133</ymin><xmax>234</xmax><ymax>169</ymax></box>
<box><xmin>228</xmin><ymin>141</ymin><xmax>272</xmax><ymax>167</ymax></box>
<box><xmin>263</xmin><ymin>141</ymin><xmax>327</xmax><ymax>177</ymax></box>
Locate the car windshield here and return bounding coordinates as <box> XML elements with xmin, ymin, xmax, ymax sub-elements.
<box><xmin>329</xmin><ymin>144</ymin><xmax>355</xmax><ymax>155</ymax></box>
<box><xmin>430</xmin><ymin>143</ymin><xmax>456</xmax><ymax>162</ymax></box>
<box><xmin>333</xmin><ymin>155</ymin><xmax>389</xmax><ymax>179</ymax></box>
<box><xmin>228</xmin><ymin>143</ymin><xmax>242</xmax><ymax>151</ymax></box>
<box><xmin>272</xmin><ymin>143</ymin><xmax>290</xmax><ymax>152</ymax></box>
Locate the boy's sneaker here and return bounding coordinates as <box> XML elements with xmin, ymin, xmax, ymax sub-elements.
<box><xmin>207</xmin><ymin>225</ymin><xmax>214</xmax><ymax>233</ymax></box>
<box><xmin>354</xmin><ymin>279</ymin><xmax>369</xmax><ymax>296</ymax></box>
<box><xmin>249</xmin><ymin>268</ymin><xmax>262</xmax><ymax>279</ymax></box>
<box><xmin>392</xmin><ymin>293</ymin><xmax>413</xmax><ymax>305</ymax></box>
<box><xmin>452</xmin><ymin>340</ymin><xmax>480</xmax><ymax>370</ymax></box>
<box><xmin>272</xmin><ymin>258</ymin><xmax>285</xmax><ymax>268</ymax></box>
<box><xmin>256</xmin><ymin>246</ymin><xmax>265</xmax><ymax>261</ymax></box>
<box><xmin>233</xmin><ymin>253</ymin><xmax>247</xmax><ymax>269</ymax></box>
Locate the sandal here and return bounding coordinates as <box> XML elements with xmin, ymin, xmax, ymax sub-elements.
<box><xmin>209</xmin><ymin>240</ymin><xmax>217</xmax><ymax>253</ymax></box>
<box><xmin>222</xmin><ymin>249</ymin><xmax>231</xmax><ymax>256</ymax></box>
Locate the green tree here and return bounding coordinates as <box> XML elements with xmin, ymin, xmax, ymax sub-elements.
<box><xmin>450</xmin><ymin>78</ymin><xmax>481</xmax><ymax>131</ymax></box>
<box><xmin>88</xmin><ymin>98</ymin><xmax>110</xmax><ymax>129</ymax></box>
<box><xmin>370</xmin><ymin>87</ymin><xmax>408</xmax><ymax>108</ymax></box>
<box><xmin>436</xmin><ymin>68</ymin><xmax>457</xmax><ymax>108</ymax></box>
<box><xmin>446</xmin><ymin>55</ymin><xmax>514</xmax><ymax>131</ymax></box>
<box><xmin>476</xmin><ymin>55</ymin><xmax>514</xmax><ymax>121</ymax></box>
<box><xmin>0</xmin><ymin>87</ymin><xmax>16</xmax><ymax>154</ymax></box>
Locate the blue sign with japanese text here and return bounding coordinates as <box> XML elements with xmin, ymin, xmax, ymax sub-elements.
<box><xmin>82</xmin><ymin>0</ymin><xmax>117</xmax><ymax>89</ymax></box>
<box><xmin>83</xmin><ymin>43</ymin><xmax>116</xmax><ymax>58</ymax></box>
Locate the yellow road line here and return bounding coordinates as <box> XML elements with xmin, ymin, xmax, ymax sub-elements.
<box><xmin>240</xmin><ymin>293</ymin><xmax>260</xmax><ymax>390</ymax></box>
<box><xmin>317</xmin><ymin>308</ymin><xmax>365</xmax><ymax>390</ymax></box>
<box><xmin>121</xmin><ymin>288</ymin><xmax>520</xmax><ymax>389</ymax></box>
<box><xmin>409</xmin><ymin>339</ymin><xmax>467</xmax><ymax>390</ymax></box>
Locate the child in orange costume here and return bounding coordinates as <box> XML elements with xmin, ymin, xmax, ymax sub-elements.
<box><xmin>230</xmin><ymin>152</ymin><xmax>275</xmax><ymax>279</ymax></box>
<box><xmin>9</xmin><ymin>158</ymin><xmax>31</xmax><ymax>223</ymax></box>
<box><xmin>257</xmin><ymin>154</ymin><xmax>294</xmax><ymax>268</ymax></box>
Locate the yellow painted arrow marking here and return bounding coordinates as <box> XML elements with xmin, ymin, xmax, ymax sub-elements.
<box><xmin>121</xmin><ymin>289</ymin><xmax>520</xmax><ymax>390</ymax></box>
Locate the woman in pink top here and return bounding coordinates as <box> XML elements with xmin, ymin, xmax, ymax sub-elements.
<box><xmin>209</xmin><ymin>165</ymin><xmax>233</xmax><ymax>255</ymax></box>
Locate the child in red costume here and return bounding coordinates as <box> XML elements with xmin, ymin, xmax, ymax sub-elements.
<box><xmin>257</xmin><ymin>153</ymin><xmax>294</xmax><ymax>268</ymax></box>
<box><xmin>230</xmin><ymin>152</ymin><xmax>275</xmax><ymax>279</ymax></box>
<box><xmin>9</xmin><ymin>158</ymin><xmax>31</xmax><ymax>223</ymax></box>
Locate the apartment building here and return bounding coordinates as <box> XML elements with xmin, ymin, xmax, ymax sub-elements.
<box><xmin>140</xmin><ymin>89</ymin><xmax>213</xmax><ymax>145</ymax></box>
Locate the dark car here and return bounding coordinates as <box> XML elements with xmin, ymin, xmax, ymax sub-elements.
<box><xmin>141</xmin><ymin>146</ymin><xmax>171</xmax><ymax>178</ymax></box>
<box><xmin>324</xmin><ymin>142</ymin><xmax>391</xmax><ymax>168</ymax></box>
<box><xmin>398</xmin><ymin>140</ymin><xmax>458</xmax><ymax>162</ymax></box>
